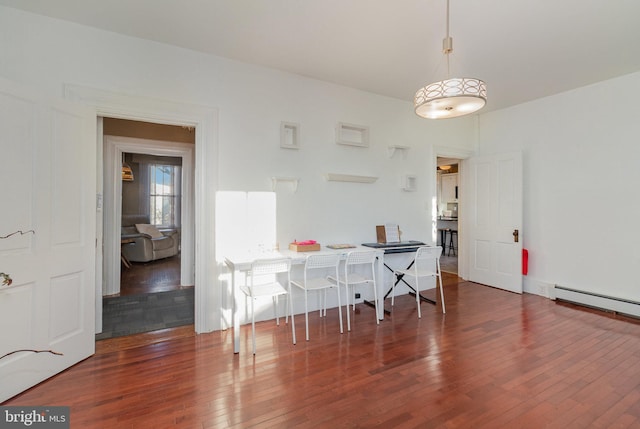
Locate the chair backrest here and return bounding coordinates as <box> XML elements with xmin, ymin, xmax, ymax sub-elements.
<box><xmin>345</xmin><ymin>250</ymin><xmax>377</xmax><ymax>266</ymax></box>
<box><xmin>344</xmin><ymin>250</ymin><xmax>377</xmax><ymax>281</ymax></box>
<box><xmin>414</xmin><ymin>246</ymin><xmax>442</xmax><ymax>271</ymax></box>
<box><xmin>304</xmin><ymin>253</ymin><xmax>340</xmax><ymax>270</ymax></box>
<box><xmin>250</xmin><ymin>258</ymin><xmax>291</xmax><ymax>286</ymax></box>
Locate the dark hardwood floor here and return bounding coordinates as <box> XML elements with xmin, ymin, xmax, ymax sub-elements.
<box><xmin>118</xmin><ymin>255</ymin><xmax>185</xmax><ymax>296</ymax></box>
<box><xmin>6</xmin><ymin>273</ymin><xmax>640</xmax><ymax>428</ymax></box>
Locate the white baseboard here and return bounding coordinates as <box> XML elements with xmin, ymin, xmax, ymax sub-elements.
<box><xmin>553</xmin><ymin>285</ymin><xmax>640</xmax><ymax>319</ymax></box>
<box><xmin>523</xmin><ymin>277</ymin><xmax>553</xmax><ymax>298</ymax></box>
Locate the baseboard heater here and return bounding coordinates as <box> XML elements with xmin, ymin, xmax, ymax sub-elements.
<box><xmin>554</xmin><ymin>285</ymin><xmax>640</xmax><ymax>319</ymax></box>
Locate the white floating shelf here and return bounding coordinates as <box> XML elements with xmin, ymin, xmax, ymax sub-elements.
<box><xmin>324</xmin><ymin>173</ymin><xmax>378</xmax><ymax>183</ymax></box>
<box><xmin>271</xmin><ymin>176</ymin><xmax>299</xmax><ymax>192</ymax></box>
<box><xmin>388</xmin><ymin>145</ymin><xmax>410</xmax><ymax>158</ymax></box>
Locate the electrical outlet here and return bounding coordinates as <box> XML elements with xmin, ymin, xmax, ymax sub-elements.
<box><xmin>355</xmin><ymin>293</ymin><xmax>361</xmax><ymax>299</ymax></box>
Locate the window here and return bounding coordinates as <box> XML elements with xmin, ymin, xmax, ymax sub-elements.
<box><xmin>149</xmin><ymin>163</ymin><xmax>181</xmax><ymax>228</ymax></box>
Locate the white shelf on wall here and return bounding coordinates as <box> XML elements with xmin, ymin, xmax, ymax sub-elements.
<box><xmin>280</xmin><ymin>122</ymin><xmax>300</xmax><ymax>149</ymax></box>
<box><xmin>271</xmin><ymin>176</ymin><xmax>299</xmax><ymax>192</ymax></box>
<box><xmin>324</xmin><ymin>173</ymin><xmax>378</xmax><ymax>183</ymax></box>
<box><xmin>336</xmin><ymin>122</ymin><xmax>369</xmax><ymax>147</ymax></box>
<box><xmin>402</xmin><ymin>174</ymin><xmax>417</xmax><ymax>191</ymax></box>
<box><xmin>388</xmin><ymin>145</ymin><xmax>410</xmax><ymax>158</ymax></box>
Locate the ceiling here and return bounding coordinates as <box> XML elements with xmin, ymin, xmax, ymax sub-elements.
<box><xmin>2</xmin><ymin>0</ymin><xmax>640</xmax><ymax>113</ymax></box>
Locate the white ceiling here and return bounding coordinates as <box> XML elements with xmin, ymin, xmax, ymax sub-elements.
<box><xmin>2</xmin><ymin>0</ymin><xmax>640</xmax><ymax>113</ymax></box>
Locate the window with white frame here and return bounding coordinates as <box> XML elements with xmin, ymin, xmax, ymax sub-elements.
<box><xmin>149</xmin><ymin>163</ymin><xmax>181</xmax><ymax>228</ymax></box>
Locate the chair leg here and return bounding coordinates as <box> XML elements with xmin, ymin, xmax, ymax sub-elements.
<box><xmin>448</xmin><ymin>232</ymin><xmax>457</xmax><ymax>256</ymax></box>
<box><xmin>289</xmin><ymin>287</ymin><xmax>296</xmax><ymax>345</ymax></box>
<box><xmin>336</xmin><ymin>286</ymin><xmax>343</xmax><ymax>334</ymax></box>
<box><xmin>351</xmin><ymin>282</ymin><xmax>356</xmax><ymax>311</ymax></box>
<box><xmin>304</xmin><ymin>290</ymin><xmax>310</xmax><ymax>341</ymax></box>
<box><xmin>437</xmin><ymin>262</ymin><xmax>446</xmax><ymax>314</ymax></box>
<box><xmin>345</xmin><ymin>282</ymin><xmax>351</xmax><ymax>332</ymax></box>
<box><xmin>285</xmin><ymin>294</ymin><xmax>289</xmax><ymax>324</ymax></box>
<box><xmin>372</xmin><ymin>280</ymin><xmax>379</xmax><ymax>325</ymax></box>
<box><xmin>416</xmin><ymin>278</ymin><xmax>422</xmax><ymax>319</ymax></box>
<box><xmin>323</xmin><ymin>289</ymin><xmax>328</xmax><ymax>317</ymax></box>
<box><xmin>320</xmin><ymin>290</ymin><xmax>326</xmax><ymax>317</ymax></box>
<box><xmin>251</xmin><ymin>297</ymin><xmax>256</xmax><ymax>354</ymax></box>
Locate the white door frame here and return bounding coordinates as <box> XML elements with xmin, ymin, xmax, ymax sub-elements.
<box><xmin>433</xmin><ymin>146</ymin><xmax>472</xmax><ymax>280</ymax></box>
<box><xmin>95</xmin><ymin>117</ymin><xmax>104</xmax><ymax>333</ymax></box>
<box><xmin>103</xmin><ymin>136</ymin><xmax>195</xmax><ymax>296</ymax></box>
<box><xmin>64</xmin><ymin>84</ymin><xmax>220</xmax><ymax>334</ymax></box>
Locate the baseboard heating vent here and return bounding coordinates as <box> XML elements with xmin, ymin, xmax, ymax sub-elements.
<box><xmin>554</xmin><ymin>285</ymin><xmax>640</xmax><ymax>319</ymax></box>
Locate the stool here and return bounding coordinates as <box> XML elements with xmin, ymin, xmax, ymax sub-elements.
<box><xmin>438</xmin><ymin>228</ymin><xmax>447</xmax><ymax>253</ymax></box>
<box><xmin>448</xmin><ymin>230</ymin><xmax>457</xmax><ymax>256</ymax></box>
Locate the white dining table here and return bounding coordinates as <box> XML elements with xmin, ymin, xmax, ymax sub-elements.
<box><xmin>224</xmin><ymin>246</ymin><xmax>385</xmax><ymax>354</ymax></box>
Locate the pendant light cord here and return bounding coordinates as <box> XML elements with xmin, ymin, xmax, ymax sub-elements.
<box><xmin>446</xmin><ymin>0</ymin><xmax>450</xmax><ymax>41</ymax></box>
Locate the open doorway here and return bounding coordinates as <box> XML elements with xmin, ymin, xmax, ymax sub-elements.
<box><xmin>437</xmin><ymin>157</ymin><xmax>459</xmax><ymax>274</ymax></box>
<box><xmin>65</xmin><ymin>83</ymin><xmax>218</xmax><ymax>336</ymax></box>
<box><xmin>98</xmin><ymin>118</ymin><xmax>196</xmax><ymax>339</ymax></box>
<box><xmin>120</xmin><ymin>151</ymin><xmax>183</xmax><ymax>295</ymax></box>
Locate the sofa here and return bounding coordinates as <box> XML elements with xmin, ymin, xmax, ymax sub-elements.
<box><xmin>121</xmin><ymin>214</ymin><xmax>180</xmax><ymax>263</ymax></box>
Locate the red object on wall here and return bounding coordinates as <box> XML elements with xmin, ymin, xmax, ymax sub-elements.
<box><xmin>522</xmin><ymin>249</ymin><xmax>529</xmax><ymax>275</ymax></box>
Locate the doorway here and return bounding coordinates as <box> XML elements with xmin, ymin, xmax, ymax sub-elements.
<box><xmin>100</xmin><ymin>119</ymin><xmax>196</xmax><ymax>339</ymax></box>
<box><xmin>120</xmin><ymin>150</ymin><xmax>183</xmax><ymax>296</ymax></box>
<box><xmin>64</xmin><ymin>83</ymin><xmax>219</xmax><ymax>335</ymax></box>
<box><xmin>437</xmin><ymin>157</ymin><xmax>460</xmax><ymax>274</ymax></box>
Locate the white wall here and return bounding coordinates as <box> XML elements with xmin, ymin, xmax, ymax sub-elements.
<box><xmin>477</xmin><ymin>71</ymin><xmax>640</xmax><ymax>302</ymax></box>
<box><xmin>0</xmin><ymin>6</ymin><xmax>476</xmax><ymax>329</ymax></box>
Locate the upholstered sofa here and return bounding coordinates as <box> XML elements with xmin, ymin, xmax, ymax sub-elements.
<box><xmin>121</xmin><ymin>215</ymin><xmax>179</xmax><ymax>263</ymax></box>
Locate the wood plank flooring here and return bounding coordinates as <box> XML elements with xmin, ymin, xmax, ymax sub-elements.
<box><xmin>119</xmin><ymin>255</ymin><xmax>183</xmax><ymax>296</ymax></box>
<box><xmin>5</xmin><ymin>273</ymin><xmax>640</xmax><ymax>428</ymax></box>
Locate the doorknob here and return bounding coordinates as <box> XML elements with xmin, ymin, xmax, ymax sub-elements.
<box><xmin>513</xmin><ymin>229</ymin><xmax>519</xmax><ymax>243</ymax></box>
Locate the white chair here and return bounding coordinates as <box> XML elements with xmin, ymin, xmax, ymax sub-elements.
<box><xmin>392</xmin><ymin>246</ymin><xmax>445</xmax><ymax>318</ymax></box>
<box><xmin>291</xmin><ymin>253</ymin><xmax>343</xmax><ymax>341</ymax></box>
<box><xmin>328</xmin><ymin>250</ymin><xmax>379</xmax><ymax>331</ymax></box>
<box><xmin>240</xmin><ymin>258</ymin><xmax>296</xmax><ymax>354</ymax></box>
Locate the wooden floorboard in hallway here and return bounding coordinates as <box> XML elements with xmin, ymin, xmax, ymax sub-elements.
<box><xmin>5</xmin><ymin>273</ymin><xmax>640</xmax><ymax>428</ymax></box>
<box><xmin>118</xmin><ymin>254</ymin><xmax>183</xmax><ymax>296</ymax></box>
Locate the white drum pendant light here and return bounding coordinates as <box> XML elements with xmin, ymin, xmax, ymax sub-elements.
<box><xmin>414</xmin><ymin>0</ymin><xmax>486</xmax><ymax>119</ymax></box>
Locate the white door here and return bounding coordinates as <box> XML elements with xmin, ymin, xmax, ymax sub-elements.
<box><xmin>467</xmin><ymin>152</ymin><xmax>523</xmax><ymax>293</ymax></box>
<box><xmin>0</xmin><ymin>78</ymin><xmax>96</xmax><ymax>402</ymax></box>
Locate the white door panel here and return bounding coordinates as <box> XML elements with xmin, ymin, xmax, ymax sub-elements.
<box><xmin>467</xmin><ymin>152</ymin><xmax>523</xmax><ymax>293</ymax></box>
<box><xmin>0</xmin><ymin>92</ymin><xmax>36</xmax><ymax>242</ymax></box>
<box><xmin>0</xmin><ymin>78</ymin><xmax>96</xmax><ymax>402</ymax></box>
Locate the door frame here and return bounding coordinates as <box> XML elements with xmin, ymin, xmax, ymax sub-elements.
<box><xmin>103</xmin><ymin>135</ymin><xmax>195</xmax><ymax>297</ymax></box>
<box><xmin>433</xmin><ymin>146</ymin><xmax>472</xmax><ymax>280</ymax></box>
<box><xmin>64</xmin><ymin>84</ymin><xmax>220</xmax><ymax>334</ymax></box>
